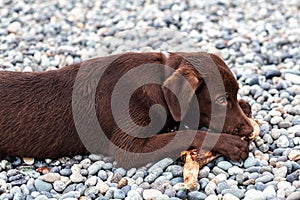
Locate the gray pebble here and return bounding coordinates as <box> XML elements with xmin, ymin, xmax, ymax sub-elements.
<box><xmin>34</xmin><ymin>179</ymin><xmax>53</xmax><ymax>192</ymax></box>
<box><xmin>53</xmin><ymin>180</ymin><xmax>66</xmax><ymax>192</ymax></box>
<box><xmin>102</xmin><ymin>163</ymin><xmax>113</xmax><ymax>170</ymax></box>
<box><xmin>60</xmin><ymin>168</ymin><xmax>72</xmax><ymax>176</ymax></box>
<box><xmin>255</xmin><ymin>174</ymin><xmax>274</xmax><ymax>183</ymax></box>
<box><xmin>277</xmin><ymin>135</ymin><xmax>290</xmax><ymax>148</ymax></box>
<box><xmin>165</xmin><ymin>165</ymin><xmax>183</xmax><ymax>177</ymax></box>
<box><xmin>187</xmin><ymin>191</ymin><xmax>207</xmax><ymax>200</ymax></box>
<box><xmin>217</xmin><ymin>161</ymin><xmax>232</xmax><ymax>171</ymax></box>
<box><xmin>222</xmin><ymin>188</ymin><xmax>245</xmax><ymax>199</ymax></box>
<box><xmin>244</xmin><ymin>157</ymin><xmax>259</xmax><ymax>168</ymax></box>
<box><xmin>88</xmin><ymin>163</ymin><xmax>101</xmax><ymax>175</ymax></box>
<box><xmin>244</xmin><ymin>189</ymin><xmax>265</xmax><ymax>200</ymax></box>
<box><xmin>98</xmin><ymin>170</ymin><xmax>107</xmax><ymax>181</ymax></box>
<box><xmin>148</xmin><ymin>158</ymin><xmax>173</xmax><ymax>174</ymax></box>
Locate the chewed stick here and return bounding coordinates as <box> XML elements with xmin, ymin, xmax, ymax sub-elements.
<box><xmin>181</xmin><ymin>117</ymin><xmax>260</xmax><ymax>190</ymax></box>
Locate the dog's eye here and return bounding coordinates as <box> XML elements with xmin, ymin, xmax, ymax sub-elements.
<box><xmin>215</xmin><ymin>95</ymin><xmax>228</xmax><ymax>106</ymax></box>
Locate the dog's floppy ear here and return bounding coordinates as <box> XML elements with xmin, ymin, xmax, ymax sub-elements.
<box><xmin>162</xmin><ymin>66</ymin><xmax>202</xmax><ymax>121</ymax></box>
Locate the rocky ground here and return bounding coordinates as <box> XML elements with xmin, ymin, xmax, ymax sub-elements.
<box><xmin>0</xmin><ymin>0</ymin><xmax>300</xmax><ymax>199</ymax></box>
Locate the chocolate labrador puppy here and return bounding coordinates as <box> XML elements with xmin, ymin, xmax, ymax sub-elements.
<box><xmin>0</xmin><ymin>52</ymin><xmax>253</xmax><ymax>167</ymax></box>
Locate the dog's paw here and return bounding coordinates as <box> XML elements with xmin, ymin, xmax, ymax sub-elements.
<box><xmin>214</xmin><ymin>134</ymin><xmax>249</xmax><ymax>161</ymax></box>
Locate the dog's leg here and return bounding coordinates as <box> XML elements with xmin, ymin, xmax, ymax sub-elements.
<box><xmin>109</xmin><ymin>130</ymin><xmax>248</xmax><ymax>168</ymax></box>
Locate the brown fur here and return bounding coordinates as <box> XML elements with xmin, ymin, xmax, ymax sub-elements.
<box><xmin>0</xmin><ymin>52</ymin><xmax>253</xmax><ymax>168</ymax></box>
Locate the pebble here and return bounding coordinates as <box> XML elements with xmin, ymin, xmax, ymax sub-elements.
<box><xmin>143</xmin><ymin>189</ymin><xmax>163</xmax><ymax>200</ymax></box>
<box><xmin>223</xmin><ymin>193</ymin><xmax>239</xmax><ymax>200</ymax></box>
<box><xmin>53</xmin><ymin>180</ymin><xmax>66</xmax><ymax>192</ymax></box>
<box><xmin>187</xmin><ymin>191</ymin><xmax>207</xmax><ymax>200</ymax></box>
<box><xmin>70</xmin><ymin>173</ymin><xmax>85</xmax><ymax>183</ymax></box>
<box><xmin>274</xmin><ymin>166</ymin><xmax>288</xmax><ymax>178</ymax></box>
<box><xmin>228</xmin><ymin>166</ymin><xmax>244</xmax><ymax>176</ymax></box>
<box><xmin>244</xmin><ymin>157</ymin><xmax>259</xmax><ymax>168</ymax></box>
<box><xmin>285</xmin><ymin>74</ymin><xmax>300</xmax><ymax>85</ymax></box>
<box><xmin>148</xmin><ymin>158</ymin><xmax>173</xmax><ymax>174</ymax></box>
<box><xmin>288</xmin><ymin>150</ymin><xmax>300</xmax><ymax>161</ymax></box>
<box><xmin>244</xmin><ymin>189</ymin><xmax>266</xmax><ymax>200</ymax></box>
<box><xmin>39</xmin><ymin>173</ymin><xmax>61</xmax><ymax>183</ymax></box>
<box><xmin>126</xmin><ymin>190</ymin><xmax>143</xmax><ymax>200</ymax></box>
<box><xmin>34</xmin><ymin>179</ymin><xmax>53</xmax><ymax>192</ymax></box>
<box><xmin>222</xmin><ymin>188</ymin><xmax>245</xmax><ymax>199</ymax></box>
<box><xmin>96</xmin><ymin>181</ymin><xmax>109</xmax><ymax>194</ymax></box>
<box><xmin>88</xmin><ymin>163</ymin><xmax>101</xmax><ymax>175</ymax></box>
<box><xmin>277</xmin><ymin>135</ymin><xmax>290</xmax><ymax>148</ymax></box>
<box><xmin>287</xmin><ymin>191</ymin><xmax>300</xmax><ymax>200</ymax></box>
<box><xmin>217</xmin><ymin>161</ymin><xmax>232</xmax><ymax>171</ymax></box>
<box><xmin>255</xmin><ymin>173</ymin><xmax>274</xmax><ymax>183</ymax></box>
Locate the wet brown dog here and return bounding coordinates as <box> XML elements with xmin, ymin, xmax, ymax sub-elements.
<box><xmin>0</xmin><ymin>52</ymin><xmax>253</xmax><ymax>168</ymax></box>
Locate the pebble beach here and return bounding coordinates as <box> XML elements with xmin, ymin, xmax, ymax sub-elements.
<box><xmin>0</xmin><ymin>0</ymin><xmax>300</xmax><ymax>199</ymax></box>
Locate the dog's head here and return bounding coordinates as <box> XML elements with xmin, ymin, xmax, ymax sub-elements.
<box><xmin>162</xmin><ymin>52</ymin><xmax>253</xmax><ymax>137</ymax></box>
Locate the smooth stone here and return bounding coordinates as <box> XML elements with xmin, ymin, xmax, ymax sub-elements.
<box><xmin>98</xmin><ymin>170</ymin><xmax>108</xmax><ymax>181</ymax></box>
<box><xmin>97</xmin><ymin>181</ymin><xmax>109</xmax><ymax>194</ymax></box>
<box><xmin>166</xmin><ymin>165</ymin><xmax>183</xmax><ymax>177</ymax></box>
<box><xmin>80</xmin><ymin>158</ymin><xmax>92</xmax><ymax>169</ymax></box>
<box><xmin>143</xmin><ymin>189</ymin><xmax>162</xmax><ymax>200</ymax></box>
<box><xmin>53</xmin><ymin>180</ymin><xmax>66</xmax><ymax>192</ymax></box>
<box><xmin>123</xmin><ymin>168</ymin><xmax>135</xmax><ymax>178</ymax></box>
<box><xmin>286</xmin><ymin>173</ymin><xmax>298</xmax><ymax>183</ymax></box>
<box><xmin>164</xmin><ymin>188</ymin><xmax>176</xmax><ymax>198</ymax></box>
<box><xmin>285</xmin><ymin>73</ymin><xmax>300</xmax><ymax>85</ymax></box>
<box><xmin>259</xmin><ymin>144</ymin><xmax>269</xmax><ymax>153</ymax></box>
<box><xmin>34</xmin><ymin>179</ymin><xmax>53</xmax><ymax>192</ymax></box>
<box><xmin>102</xmin><ymin>163</ymin><xmax>113</xmax><ymax>170</ymax></box>
<box><xmin>205</xmin><ymin>181</ymin><xmax>217</xmax><ymax>195</ymax></box>
<box><xmin>39</xmin><ymin>173</ymin><xmax>61</xmax><ymax>183</ymax></box>
<box><xmin>114</xmin><ymin>168</ymin><xmax>127</xmax><ymax>177</ymax></box>
<box><xmin>223</xmin><ymin>193</ymin><xmax>239</xmax><ymax>200</ymax></box>
<box><xmin>277</xmin><ymin>135</ymin><xmax>290</xmax><ymax>148</ymax></box>
<box><xmin>145</xmin><ymin>171</ymin><xmax>162</xmax><ymax>183</ymax></box>
<box><xmin>88</xmin><ymin>154</ymin><xmax>103</xmax><ymax>161</ymax></box>
<box><xmin>198</xmin><ymin>166</ymin><xmax>210</xmax><ymax>178</ymax></box>
<box><xmin>255</xmin><ymin>174</ymin><xmax>274</xmax><ymax>183</ymax></box>
<box><xmin>216</xmin><ymin>181</ymin><xmax>230</xmax><ymax>194</ymax></box>
<box><xmin>244</xmin><ymin>157</ymin><xmax>259</xmax><ymax>168</ymax></box>
<box><xmin>60</xmin><ymin>168</ymin><xmax>72</xmax><ymax>176</ymax></box>
<box><xmin>221</xmin><ymin>188</ymin><xmax>245</xmax><ymax>199</ymax></box>
<box><xmin>277</xmin><ymin>181</ymin><xmax>291</xmax><ymax>190</ymax></box>
<box><xmin>148</xmin><ymin>158</ymin><xmax>173</xmax><ymax>174</ymax></box>
<box><xmin>288</xmin><ymin>150</ymin><xmax>300</xmax><ymax>161</ymax></box>
<box><xmin>274</xmin><ymin>166</ymin><xmax>288</xmax><ymax>178</ymax></box>
<box><xmin>271</xmin><ymin>129</ymin><xmax>281</xmax><ymax>140</ymax></box>
<box><xmin>212</xmin><ymin>167</ymin><xmax>229</xmax><ymax>177</ymax></box>
<box><xmin>113</xmin><ymin>189</ymin><xmax>126</xmax><ymax>199</ymax></box>
<box><xmin>244</xmin><ymin>189</ymin><xmax>265</xmax><ymax>200</ymax></box>
<box><xmin>263</xmin><ymin>134</ymin><xmax>273</xmax><ymax>144</ymax></box>
<box><xmin>176</xmin><ymin>190</ymin><xmax>187</xmax><ymax>199</ymax></box>
<box><xmin>70</xmin><ymin>173</ymin><xmax>85</xmax><ymax>183</ymax></box>
<box><xmin>288</xmin><ymin>125</ymin><xmax>300</xmax><ymax>134</ymax></box>
<box><xmin>187</xmin><ymin>191</ymin><xmax>207</xmax><ymax>200</ymax></box>
<box><xmin>88</xmin><ymin>163</ymin><xmax>101</xmax><ymax>175</ymax></box>
<box><xmin>85</xmin><ymin>176</ymin><xmax>97</xmax><ymax>186</ymax></box>
<box><xmin>84</xmin><ymin>186</ymin><xmax>98</xmax><ymax>196</ymax></box>
<box><xmin>217</xmin><ymin>161</ymin><xmax>233</xmax><ymax>171</ymax></box>
<box><xmin>266</xmin><ymin>70</ymin><xmax>281</xmax><ymax>79</ymax></box>
<box><xmin>228</xmin><ymin>166</ymin><xmax>244</xmax><ymax>175</ymax></box>
<box><xmin>122</xmin><ymin>185</ymin><xmax>131</xmax><ymax>195</ymax></box>
<box><xmin>287</xmin><ymin>191</ymin><xmax>300</xmax><ymax>200</ymax></box>
<box><xmin>263</xmin><ymin>185</ymin><xmax>276</xmax><ymax>200</ymax></box>
<box><xmin>270</xmin><ymin>116</ymin><xmax>283</xmax><ymax>124</ymax></box>
<box><xmin>126</xmin><ymin>190</ymin><xmax>143</xmax><ymax>200</ymax></box>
